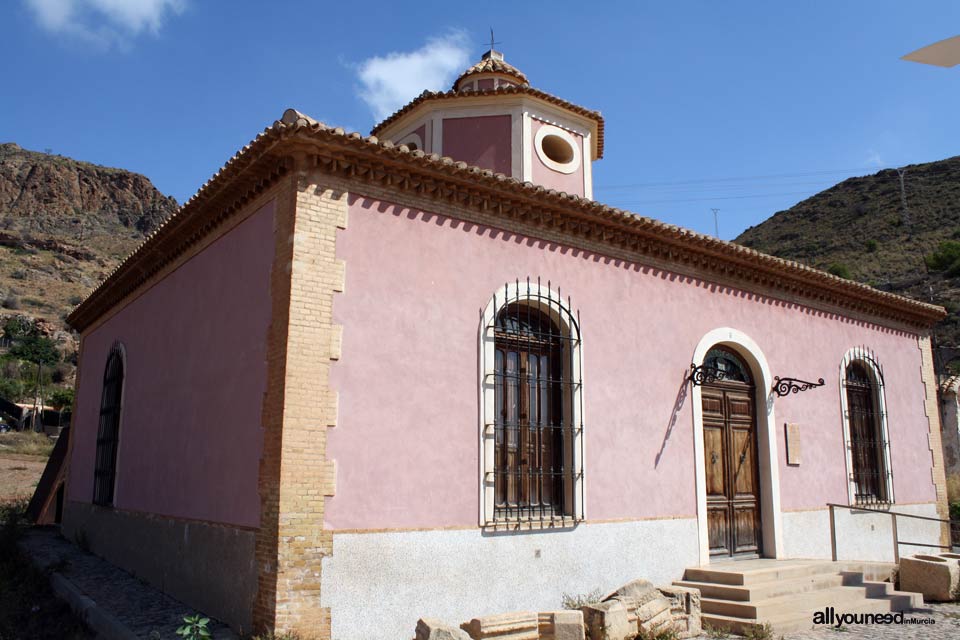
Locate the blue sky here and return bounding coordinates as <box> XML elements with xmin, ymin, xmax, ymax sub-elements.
<box><xmin>2</xmin><ymin>1</ymin><xmax>959</xmax><ymax>239</ymax></box>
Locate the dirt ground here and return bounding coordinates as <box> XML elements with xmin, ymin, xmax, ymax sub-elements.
<box><xmin>0</xmin><ymin>453</ymin><xmax>46</xmax><ymax>502</ymax></box>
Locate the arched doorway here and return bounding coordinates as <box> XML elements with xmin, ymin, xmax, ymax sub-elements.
<box><xmin>700</xmin><ymin>346</ymin><xmax>763</xmax><ymax>557</ymax></box>
<box><xmin>691</xmin><ymin>328</ymin><xmax>784</xmax><ymax>564</ymax></box>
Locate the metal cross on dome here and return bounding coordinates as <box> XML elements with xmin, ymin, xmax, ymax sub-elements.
<box><xmin>487</xmin><ymin>28</ymin><xmax>502</xmax><ymax>53</ymax></box>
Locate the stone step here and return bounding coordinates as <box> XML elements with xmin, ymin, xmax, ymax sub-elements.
<box><xmin>701</xmin><ymin>584</ymin><xmax>879</xmax><ymax>619</ymax></box>
<box><xmin>674</xmin><ymin>572</ymin><xmax>845</xmax><ymax>601</ymax></box>
<box><xmin>703</xmin><ymin>593</ymin><xmax>921</xmax><ymax>635</ymax></box>
<box><xmin>683</xmin><ymin>561</ymin><xmax>840</xmax><ymax>586</ymax></box>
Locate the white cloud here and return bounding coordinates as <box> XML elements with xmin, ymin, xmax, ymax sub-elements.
<box><xmin>24</xmin><ymin>0</ymin><xmax>185</xmax><ymax>47</ymax></box>
<box><xmin>356</xmin><ymin>31</ymin><xmax>471</xmax><ymax>122</ymax></box>
<box><xmin>865</xmin><ymin>149</ymin><xmax>885</xmax><ymax>168</ymax></box>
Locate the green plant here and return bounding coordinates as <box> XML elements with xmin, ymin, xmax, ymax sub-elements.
<box><xmin>703</xmin><ymin>623</ymin><xmax>729</xmax><ymax>639</ymax></box>
<box><xmin>10</xmin><ymin>334</ymin><xmax>60</xmax><ymax>367</ymax></box>
<box><xmin>926</xmin><ymin>241</ymin><xmax>960</xmax><ymax>276</ymax></box>
<box><xmin>827</xmin><ymin>263</ymin><xmax>852</xmax><ymax>279</ymax></box>
<box><xmin>743</xmin><ymin>622</ymin><xmax>775</xmax><ymax>640</ymax></box>
<box><xmin>49</xmin><ymin>388</ymin><xmax>75</xmax><ymax>412</ymax></box>
<box><xmin>0</xmin><ymin>432</ymin><xmax>54</xmax><ymax>457</ymax></box>
<box><xmin>865</xmin><ymin>239</ymin><xmax>878</xmax><ymax>253</ymax></box>
<box><xmin>561</xmin><ymin>588</ymin><xmax>604</xmax><ymax>609</ymax></box>
<box><xmin>176</xmin><ymin>615</ymin><xmax>211</xmax><ymax>640</ymax></box>
<box><xmin>635</xmin><ymin>622</ymin><xmax>680</xmax><ymax>640</ymax></box>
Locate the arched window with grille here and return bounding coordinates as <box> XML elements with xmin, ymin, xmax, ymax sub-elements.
<box><xmin>93</xmin><ymin>344</ymin><xmax>125</xmax><ymax>506</ymax></box>
<box><xmin>479</xmin><ymin>280</ymin><xmax>584</xmax><ymax>527</ymax></box>
<box><xmin>840</xmin><ymin>347</ymin><xmax>893</xmax><ymax>506</ymax></box>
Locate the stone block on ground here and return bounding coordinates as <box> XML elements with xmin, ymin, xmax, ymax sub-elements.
<box><xmin>657</xmin><ymin>584</ymin><xmax>702</xmax><ymax>638</ymax></box>
<box><xmin>538</xmin><ymin>610</ymin><xmax>585</xmax><ymax>640</ymax></box>
<box><xmin>900</xmin><ymin>554</ymin><xmax>960</xmax><ymax>602</ymax></box>
<box><xmin>417</xmin><ymin>618</ymin><xmax>472</xmax><ymax>640</ymax></box>
<box><xmin>581</xmin><ymin>599</ymin><xmax>634</xmax><ymax>640</ymax></box>
<box><xmin>461</xmin><ymin>611</ymin><xmax>538</xmax><ymax>640</ymax></box>
<box><xmin>602</xmin><ymin>578</ymin><xmax>658</xmax><ymax>604</ymax></box>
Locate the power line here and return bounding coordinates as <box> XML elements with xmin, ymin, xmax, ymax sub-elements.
<box><xmin>608</xmin><ymin>190</ymin><xmax>818</xmax><ymax>206</ymax></box>
<box><xmin>594</xmin><ymin>161</ymin><xmax>960</xmax><ymax>191</ymax></box>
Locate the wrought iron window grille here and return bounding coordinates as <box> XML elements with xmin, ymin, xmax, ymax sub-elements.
<box><xmin>772</xmin><ymin>376</ymin><xmax>825</xmax><ymax>396</ymax></box>
<box><xmin>480</xmin><ymin>278</ymin><xmax>584</xmax><ymax>527</ymax></box>
<box><xmin>840</xmin><ymin>346</ymin><xmax>893</xmax><ymax>506</ymax></box>
<box><xmin>93</xmin><ymin>343</ymin><xmax>124</xmax><ymax>507</ymax></box>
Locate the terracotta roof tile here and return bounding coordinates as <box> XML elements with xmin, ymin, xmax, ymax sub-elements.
<box><xmin>454</xmin><ymin>55</ymin><xmax>529</xmax><ymax>88</ymax></box>
<box><xmin>67</xmin><ymin>109</ymin><xmax>946</xmax><ymax>331</ymax></box>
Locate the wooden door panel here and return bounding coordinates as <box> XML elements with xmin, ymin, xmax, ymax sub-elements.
<box><xmin>731</xmin><ymin>426</ymin><xmax>756</xmax><ymax>497</ymax></box>
<box><xmin>701</xmin><ymin>389</ymin><xmax>724</xmax><ymax>418</ymax></box>
<box><xmin>703</xmin><ymin>423</ymin><xmax>727</xmax><ymax>498</ymax></box>
<box><xmin>708</xmin><ymin>504</ymin><xmax>731</xmax><ymax>555</ymax></box>
<box><xmin>726</xmin><ymin>392</ymin><xmax>754</xmax><ymax>421</ymax></box>
<box><xmin>733</xmin><ymin>504</ymin><xmax>761</xmax><ymax>553</ymax></box>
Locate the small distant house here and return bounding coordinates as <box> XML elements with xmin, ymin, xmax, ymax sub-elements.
<box><xmin>61</xmin><ymin>51</ymin><xmax>950</xmax><ymax>639</ymax></box>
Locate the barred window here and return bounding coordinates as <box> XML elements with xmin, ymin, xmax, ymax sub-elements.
<box><xmin>93</xmin><ymin>345</ymin><xmax>124</xmax><ymax>506</ymax></box>
<box><xmin>840</xmin><ymin>348</ymin><xmax>893</xmax><ymax>506</ymax></box>
<box><xmin>480</xmin><ymin>280</ymin><xmax>583</xmax><ymax>527</ymax></box>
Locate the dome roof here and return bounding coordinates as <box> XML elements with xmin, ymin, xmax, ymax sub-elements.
<box><xmin>453</xmin><ymin>50</ymin><xmax>528</xmax><ymax>91</ymax></box>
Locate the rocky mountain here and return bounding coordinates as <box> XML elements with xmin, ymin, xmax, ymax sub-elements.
<box><xmin>735</xmin><ymin>155</ymin><xmax>960</xmax><ymax>370</ymax></box>
<box><xmin>0</xmin><ymin>142</ymin><xmax>177</xmax><ymax>329</ymax></box>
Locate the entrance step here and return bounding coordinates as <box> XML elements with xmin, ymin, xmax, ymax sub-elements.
<box><xmin>677</xmin><ymin>560</ymin><xmax>922</xmax><ymax>634</ymax></box>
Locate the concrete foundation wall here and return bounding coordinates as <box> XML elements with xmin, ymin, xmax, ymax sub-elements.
<box><xmin>320</xmin><ymin>517</ymin><xmax>699</xmax><ymax>640</ymax></box>
<box><xmin>782</xmin><ymin>502</ymin><xmax>942</xmax><ymax>562</ymax></box>
<box><xmin>62</xmin><ymin>500</ymin><xmax>257</xmax><ymax>633</ymax></box>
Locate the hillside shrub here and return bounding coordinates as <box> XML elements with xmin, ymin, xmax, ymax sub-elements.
<box><xmin>925</xmin><ymin>241</ymin><xmax>960</xmax><ymax>276</ymax></box>
<box><xmin>827</xmin><ymin>263</ymin><xmax>852</xmax><ymax>279</ymax></box>
<box><xmin>865</xmin><ymin>239</ymin><xmax>878</xmax><ymax>253</ymax></box>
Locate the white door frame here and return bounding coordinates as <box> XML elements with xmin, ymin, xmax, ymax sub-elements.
<box><xmin>691</xmin><ymin>328</ymin><xmax>784</xmax><ymax>565</ymax></box>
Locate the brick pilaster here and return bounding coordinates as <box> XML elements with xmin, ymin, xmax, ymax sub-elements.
<box><xmin>254</xmin><ymin>158</ymin><xmax>345</xmax><ymax>639</ymax></box>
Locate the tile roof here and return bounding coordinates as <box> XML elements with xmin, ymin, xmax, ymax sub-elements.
<box><xmin>67</xmin><ymin>109</ymin><xmax>946</xmax><ymax>332</ymax></box>
<box><xmin>453</xmin><ymin>54</ymin><xmax>529</xmax><ymax>88</ymax></box>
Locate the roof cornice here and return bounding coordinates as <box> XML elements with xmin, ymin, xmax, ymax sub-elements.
<box><xmin>67</xmin><ymin>111</ymin><xmax>946</xmax><ymax>332</ymax></box>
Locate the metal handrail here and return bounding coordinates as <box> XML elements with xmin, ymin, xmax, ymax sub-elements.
<box><xmin>827</xmin><ymin>502</ymin><xmax>956</xmax><ymax>563</ymax></box>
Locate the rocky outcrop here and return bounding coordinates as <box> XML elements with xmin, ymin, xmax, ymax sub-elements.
<box><xmin>0</xmin><ymin>142</ymin><xmax>176</xmax><ymax>237</ymax></box>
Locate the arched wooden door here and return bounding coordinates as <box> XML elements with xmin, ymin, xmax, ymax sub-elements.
<box><xmin>700</xmin><ymin>347</ymin><xmax>763</xmax><ymax>557</ymax></box>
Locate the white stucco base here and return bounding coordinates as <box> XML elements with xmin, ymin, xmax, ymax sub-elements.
<box><xmin>320</xmin><ymin>517</ymin><xmax>699</xmax><ymax>640</ymax></box>
<box><xmin>781</xmin><ymin>503</ymin><xmax>942</xmax><ymax>562</ymax></box>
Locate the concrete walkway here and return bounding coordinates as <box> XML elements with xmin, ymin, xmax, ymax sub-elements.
<box><xmin>18</xmin><ymin>526</ymin><xmax>238</xmax><ymax>640</ymax></box>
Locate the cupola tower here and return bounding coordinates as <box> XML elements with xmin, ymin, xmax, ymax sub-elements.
<box><xmin>371</xmin><ymin>49</ymin><xmax>604</xmax><ymax>199</ymax></box>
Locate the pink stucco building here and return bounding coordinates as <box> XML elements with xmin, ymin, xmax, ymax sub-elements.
<box><xmin>62</xmin><ymin>51</ymin><xmax>949</xmax><ymax>639</ymax></box>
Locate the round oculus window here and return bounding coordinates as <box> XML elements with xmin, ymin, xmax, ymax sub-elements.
<box><xmin>534</xmin><ymin>125</ymin><xmax>581</xmax><ymax>174</ymax></box>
